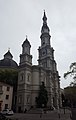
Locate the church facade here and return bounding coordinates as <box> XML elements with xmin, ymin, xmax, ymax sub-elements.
<box><xmin>16</xmin><ymin>11</ymin><xmax>61</xmax><ymax>112</ymax></box>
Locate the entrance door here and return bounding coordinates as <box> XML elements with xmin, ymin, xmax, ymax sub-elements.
<box><xmin>18</xmin><ymin>106</ymin><xmax>21</xmax><ymax>113</ymax></box>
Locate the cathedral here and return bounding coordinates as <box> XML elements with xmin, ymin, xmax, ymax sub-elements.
<box><xmin>0</xmin><ymin>11</ymin><xmax>61</xmax><ymax>112</ymax></box>
<box><xmin>16</xmin><ymin>11</ymin><xmax>61</xmax><ymax>112</ymax></box>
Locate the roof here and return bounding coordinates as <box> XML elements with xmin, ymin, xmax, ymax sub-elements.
<box><xmin>0</xmin><ymin>50</ymin><xmax>18</xmax><ymax>69</ymax></box>
<box><xmin>0</xmin><ymin>58</ymin><xmax>18</xmax><ymax>68</ymax></box>
<box><xmin>22</xmin><ymin>38</ymin><xmax>31</xmax><ymax>47</ymax></box>
<box><xmin>4</xmin><ymin>50</ymin><xmax>13</xmax><ymax>59</ymax></box>
<box><xmin>0</xmin><ymin>81</ymin><xmax>13</xmax><ymax>87</ymax></box>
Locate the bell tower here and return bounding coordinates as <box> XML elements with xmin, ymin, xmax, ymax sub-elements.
<box><xmin>38</xmin><ymin>11</ymin><xmax>56</xmax><ymax>71</ymax></box>
<box><xmin>41</xmin><ymin>10</ymin><xmax>51</xmax><ymax>46</ymax></box>
<box><xmin>20</xmin><ymin>36</ymin><xmax>32</xmax><ymax>66</ymax></box>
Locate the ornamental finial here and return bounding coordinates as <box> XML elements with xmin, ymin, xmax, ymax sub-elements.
<box><xmin>26</xmin><ymin>35</ymin><xmax>27</xmax><ymax>38</ymax></box>
<box><xmin>8</xmin><ymin>47</ymin><xmax>10</xmax><ymax>52</ymax></box>
<box><xmin>43</xmin><ymin>10</ymin><xmax>47</xmax><ymax>24</ymax></box>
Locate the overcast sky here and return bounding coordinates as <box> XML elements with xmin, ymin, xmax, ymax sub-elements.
<box><xmin>0</xmin><ymin>0</ymin><xmax>76</xmax><ymax>88</ymax></box>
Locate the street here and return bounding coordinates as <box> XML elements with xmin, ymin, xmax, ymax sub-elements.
<box><xmin>6</xmin><ymin>109</ymin><xmax>71</xmax><ymax>120</ymax></box>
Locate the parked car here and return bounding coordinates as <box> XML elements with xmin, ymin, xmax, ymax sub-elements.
<box><xmin>7</xmin><ymin>110</ymin><xmax>14</xmax><ymax>115</ymax></box>
<box><xmin>1</xmin><ymin>109</ymin><xmax>14</xmax><ymax>115</ymax></box>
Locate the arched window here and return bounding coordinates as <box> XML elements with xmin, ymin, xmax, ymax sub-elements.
<box><xmin>20</xmin><ymin>73</ymin><xmax>24</xmax><ymax>81</ymax></box>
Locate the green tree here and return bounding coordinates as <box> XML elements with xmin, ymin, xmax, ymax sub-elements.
<box><xmin>64</xmin><ymin>63</ymin><xmax>76</xmax><ymax>107</ymax></box>
<box><xmin>36</xmin><ymin>82</ymin><xmax>48</xmax><ymax>108</ymax></box>
<box><xmin>64</xmin><ymin>86</ymin><xmax>76</xmax><ymax>107</ymax></box>
<box><xmin>64</xmin><ymin>62</ymin><xmax>76</xmax><ymax>86</ymax></box>
<box><xmin>0</xmin><ymin>69</ymin><xmax>18</xmax><ymax>87</ymax></box>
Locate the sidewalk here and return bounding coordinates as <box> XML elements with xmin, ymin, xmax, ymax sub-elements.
<box><xmin>40</xmin><ymin>109</ymin><xmax>71</xmax><ymax>120</ymax></box>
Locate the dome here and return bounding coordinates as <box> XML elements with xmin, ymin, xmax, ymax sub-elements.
<box><xmin>0</xmin><ymin>59</ymin><xmax>18</xmax><ymax>68</ymax></box>
<box><xmin>0</xmin><ymin>50</ymin><xmax>18</xmax><ymax>69</ymax></box>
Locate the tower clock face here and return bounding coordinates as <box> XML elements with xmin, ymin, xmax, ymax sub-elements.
<box><xmin>42</xmin><ymin>49</ymin><xmax>46</xmax><ymax>56</ymax></box>
<box><xmin>42</xmin><ymin>37</ymin><xmax>49</xmax><ymax>45</ymax></box>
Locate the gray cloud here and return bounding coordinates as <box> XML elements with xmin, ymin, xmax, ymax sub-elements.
<box><xmin>0</xmin><ymin>0</ymin><xmax>76</xmax><ymax>88</ymax></box>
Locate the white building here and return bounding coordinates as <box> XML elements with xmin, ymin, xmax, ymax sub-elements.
<box><xmin>17</xmin><ymin>11</ymin><xmax>61</xmax><ymax>112</ymax></box>
<box><xmin>0</xmin><ymin>82</ymin><xmax>13</xmax><ymax>111</ymax></box>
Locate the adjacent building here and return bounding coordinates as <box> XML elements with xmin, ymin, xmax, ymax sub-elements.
<box><xmin>0</xmin><ymin>82</ymin><xmax>13</xmax><ymax>111</ymax></box>
<box><xmin>0</xmin><ymin>50</ymin><xmax>18</xmax><ymax>111</ymax></box>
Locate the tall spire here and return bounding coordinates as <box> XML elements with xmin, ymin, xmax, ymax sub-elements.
<box><xmin>43</xmin><ymin>10</ymin><xmax>47</xmax><ymax>25</ymax></box>
<box><xmin>41</xmin><ymin>10</ymin><xmax>50</xmax><ymax>34</ymax></box>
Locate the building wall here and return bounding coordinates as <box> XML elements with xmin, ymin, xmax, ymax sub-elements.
<box><xmin>0</xmin><ymin>82</ymin><xmax>13</xmax><ymax>111</ymax></box>
<box><xmin>17</xmin><ymin>66</ymin><xmax>49</xmax><ymax>112</ymax></box>
<box><xmin>17</xmin><ymin>66</ymin><xmax>32</xmax><ymax>112</ymax></box>
<box><xmin>17</xmin><ymin>55</ymin><xmax>60</xmax><ymax>112</ymax></box>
